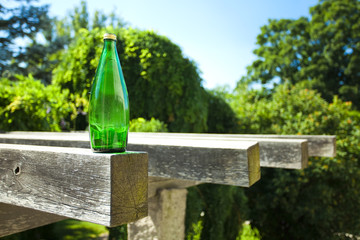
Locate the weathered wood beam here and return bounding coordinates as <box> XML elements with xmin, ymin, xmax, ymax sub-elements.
<box><xmin>0</xmin><ymin>132</ymin><xmax>336</xmax><ymax>158</ymax></box>
<box><xmin>0</xmin><ymin>132</ymin><xmax>314</xmax><ymax>169</ymax></box>
<box><xmin>0</xmin><ymin>133</ymin><xmax>260</xmax><ymax>186</ymax></box>
<box><xmin>0</xmin><ymin>203</ymin><xmax>66</xmax><ymax>238</ymax></box>
<box><xmin>127</xmin><ymin>138</ymin><xmax>260</xmax><ymax>187</ymax></box>
<box><xmin>1</xmin><ymin>132</ymin><xmax>335</xmax><ymax>158</ymax></box>
<box><xmin>0</xmin><ymin>176</ymin><xmax>197</xmax><ymax>238</ymax></box>
<box><xmin>129</xmin><ymin>134</ymin><xmax>308</xmax><ymax>169</ymax></box>
<box><xmin>0</xmin><ymin>144</ymin><xmax>148</xmax><ymax>227</ymax></box>
<box><xmin>130</xmin><ymin>132</ymin><xmax>336</xmax><ymax>157</ymax></box>
<box><xmin>0</xmin><ymin>134</ymin><xmax>260</xmax><ymax>237</ymax></box>
<box><xmin>0</xmin><ymin>131</ymin><xmax>335</xmax><ymax>237</ymax></box>
<box><xmin>0</xmin><ymin>132</ymin><xmax>90</xmax><ymax>148</ymax></box>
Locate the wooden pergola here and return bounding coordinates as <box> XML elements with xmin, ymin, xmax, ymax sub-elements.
<box><xmin>0</xmin><ymin>132</ymin><xmax>335</xmax><ymax>239</ymax></box>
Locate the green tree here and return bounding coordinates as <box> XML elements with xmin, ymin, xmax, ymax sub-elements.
<box><xmin>185</xmin><ymin>82</ymin><xmax>360</xmax><ymax>239</ymax></box>
<box><xmin>186</xmin><ymin>184</ymin><xmax>249</xmax><ymax>240</ymax></box>
<box><xmin>2</xmin><ymin>0</ymin><xmax>126</xmax><ymax>85</ymax></box>
<box><xmin>0</xmin><ymin>0</ymin><xmax>51</xmax><ymax>75</ymax></box>
<box><xmin>246</xmin><ymin>0</ymin><xmax>360</xmax><ymax>107</ymax></box>
<box><xmin>71</xmin><ymin>0</ymin><xmax>89</xmax><ymax>35</ymax></box>
<box><xmin>92</xmin><ymin>10</ymin><xmax>107</xmax><ymax>29</ymax></box>
<box><xmin>205</xmin><ymin>90</ymin><xmax>239</xmax><ymax>133</ymax></box>
<box><xmin>12</xmin><ymin>17</ymin><xmax>73</xmax><ymax>84</ymax></box>
<box><xmin>53</xmin><ymin>27</ymin><xmax>208</xmax><ymax>132</ymax></box>
<box><xmin>229</xmin><ymin>83</ymin><xmax>360</xmax><ymax>239</ymax></box>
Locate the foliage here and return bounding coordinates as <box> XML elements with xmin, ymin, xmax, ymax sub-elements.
<box><xmin>1</xmin><ymin>0</ymin><xmax>126</xmax><ymax>84</ymax></box>
<box><xmin>118</xmin><ymin>28</ymin><xmax>208</xmax><ymax>133</ymax></box>
<box><xmin>0</xmin><ymin>75</ymin><xmax>72</xmax><ymax>131</ymax></box>
<box><xmin>1</xmin><ymin>220</ymin><xmax>108</xmax><ymax>240</ymax></box>
<box><xmin>129</xmin><ymin>117</ymin><xmax>168</xmax><ymax>132</ymax></box>
<box><xmin>53</xmin><ymin>27</ymin><xmax>208</xmax><ymax>132</ymax></box>
<box><xmin>186</xmin><ymin>184</ymin><xmax>248</xmax><ymax>240</ymax></box>
<box><xmin>245</xmin><ymin>0</ymin><xmax>360</xmax><ymax>107</ymax></box>
<box><xmin>3</xmin><ymin>0</ymin><xmax>234</xmax><ymax>133</ymax></box>
<box><xmin>70</xmin><ymin>0</ymin><xmax>126</xmax><ymax>36</ymax></box>
<box><xmin>186</xmin><ymin>220</ymin><xmax>203</xmax><ymax>240</ymax></box>
<box><xmin>186</xmin><ymin>186</ymin><xmax>206</xmax><ymax>240</ymax></box>
<box><xmin>0</xmin><ymin>0</ymin><xmax>70</xmax><ymax>84</ymax></box>
<box><xmin>70</xmin><ymin>0</ymin><xmax>89</xmax><ymax>35</ymax></box>
<box><xmin>52</xmin><ymin>27</ymin><xmax>104</xmax><ymax>94</ymax></box>
<box><xmin>0</xmin><ymin>0</ymin><xmax>51</xmax><ymax>74</ymax></box>
<box><xmin>107</xmin><ymin>225</ymin><xmax>127</xmax><ymax>240</ymax></box>
<box><xmin>12</xmin><ymin>16</ymin><xmax>72</xmax><ymax>84</ymax></box>
<box><xmin>228</xmin><ymin>81</ymin><xmax>273</xmax><ymax>134</ymax></box>
<box><xmin>185</xmin><ymin>81</ymin><xmax>360</xmax><ymax>239</ymax></box>
<box><xmin>205</xmin><ymin>90</ymin><xmax>239</xmax><ymax>133</ymax></box>
<box><xmin>236</xmin><ymin>223</ymin><xmax>261</xmax><ymax>240</ymax></box>
<box><xmin>52</xmin><ymin>220</ymin><xmax>108</xmax><ymax>240</ymax></box>
<box><xmin>229</xmin><ymin>83</ymin><xmax>360</xmax><ymax>239</ymax></box>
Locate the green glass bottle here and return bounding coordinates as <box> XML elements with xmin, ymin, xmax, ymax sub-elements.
<box><xmin>89</xmin><ymin>33</ymin><xmax>129</xmax><ymax>153</ymax></box>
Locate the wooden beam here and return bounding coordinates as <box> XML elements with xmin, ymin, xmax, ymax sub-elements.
<box><xmin>0</xmin><ymin>132</ymin><xmax>313</xmax><ymax>169</ymax></box>
<box><xmin>0</xmin><ymin>203</ymin><xmax>66</xmax><ymax>237</ymax></box>
<box><xmin>0</xmin><ymin>133</ymin><xmax>260</xmax><ymax>186</ymax></box>
<box><xmin>128</xmin><ymin>134</ymin><xmax>308</xmax><ymax>169</ymax></box>
<box><xmin>0</xmin><ymin>133</ymin><xmax>260</xmax><ymax>237</ymax></box>
<box><xmin>0</xmin><ymin>144</ymin><xmax>148</xmax><ymax>227</ymax></box>
<box><xmin>0</xmin><ymin>132</ymin><xmax>336</xmax><ymax>158</ymax></box>
<box><xmin>130</xmin><ymin>132</ymin><xmax>336</xmax><ymax>157</ymax></box>
<box><xmin>127</xmin><ymin>139</ymin><xmax>260</xmax><ymax>187</ymax></box>
<box><xmin>0</xmin><ymin>132</ymin><xmax>90</xmax><ymax>148</ymax></box>
<box><xmin>0</xmin><ymin>177</ymin><xmax>197</xmax><ymax>238</ymax></box>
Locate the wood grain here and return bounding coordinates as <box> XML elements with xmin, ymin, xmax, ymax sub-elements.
<box><xmin>0</xmin><ymin>132</ymin><xmax>335</xmax><ymax>159</ymax></box>
<box><xmin>0</xmin><ymin>132</ymin><xmax>316</xmax><ymax>169</ymax></box>
<box><xmin>0</xmin><ymin>203</ymin><xmax>66</xmax><ymax>237</ymax></box>
<box><xmin>0</xmin><ymin>133</ymin><xmax>260</xmax><ymax>186</ymax></box>
<box><xmin>0</xmin><ymin>177</ymin><xmax>195</xmax><ymax>237</ymax></box>
<box><xmin>130</xmin><ymin>132</ymin><xmax>336</xmax><ymax>157</ymax></box>
<box><xmin>0</xmin><ymin>144</ymin><xmax>148</xmax><ymax>227</ymax></box>
<box><xmin>128</xmin><ymin>141</ymin><xmax>260</xmax><ymax>187</ymax></box>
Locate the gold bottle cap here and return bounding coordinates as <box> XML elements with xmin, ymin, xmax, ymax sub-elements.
<box><xmin>103</xmin><ymin>33</ymin><xmax>117</xmax><ymax>41</ymax></box>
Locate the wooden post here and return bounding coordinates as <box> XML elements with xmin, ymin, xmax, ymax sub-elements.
<box><xmin>127</xmin><ymin>177</ymin><xmax>202</xmax><ymax>240</ymax></box>
<box><xmin>128</xmin><ymin>188</ymin><xmax>188</xmax><ymax>240</ymax></box>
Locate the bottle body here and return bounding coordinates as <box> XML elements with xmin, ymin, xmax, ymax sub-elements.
<box><xmin>89</xmin><ymin>35</ymin><xmax>129</xmax><ymax>152</ymax></box>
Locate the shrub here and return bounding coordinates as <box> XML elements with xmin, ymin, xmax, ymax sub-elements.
<box><xmin>129</xmin><ymin>117</ymin><xmax>168</xmax><ymax>132</ymax></box>
<box><xmin>0</xmin><ymin>75</ymin><xmax>72</xmax><ymax>131</ymax></box>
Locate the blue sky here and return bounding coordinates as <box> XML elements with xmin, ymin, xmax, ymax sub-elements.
<box><xmin>38</xmin><ymin>0</ymin><xmax>318</xmax><ymax>90</ymax></box>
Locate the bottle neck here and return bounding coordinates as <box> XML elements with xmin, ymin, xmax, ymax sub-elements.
<box><xmin>104</xmin><ymin>39</ymin><xmax>116</xmax><ymax>50</ymax></box>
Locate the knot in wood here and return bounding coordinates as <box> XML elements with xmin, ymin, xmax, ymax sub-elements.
<box><xmin>13</xmin><ymin>166</ymin><xmax>20</xmax><ymax>176</ymax></box>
